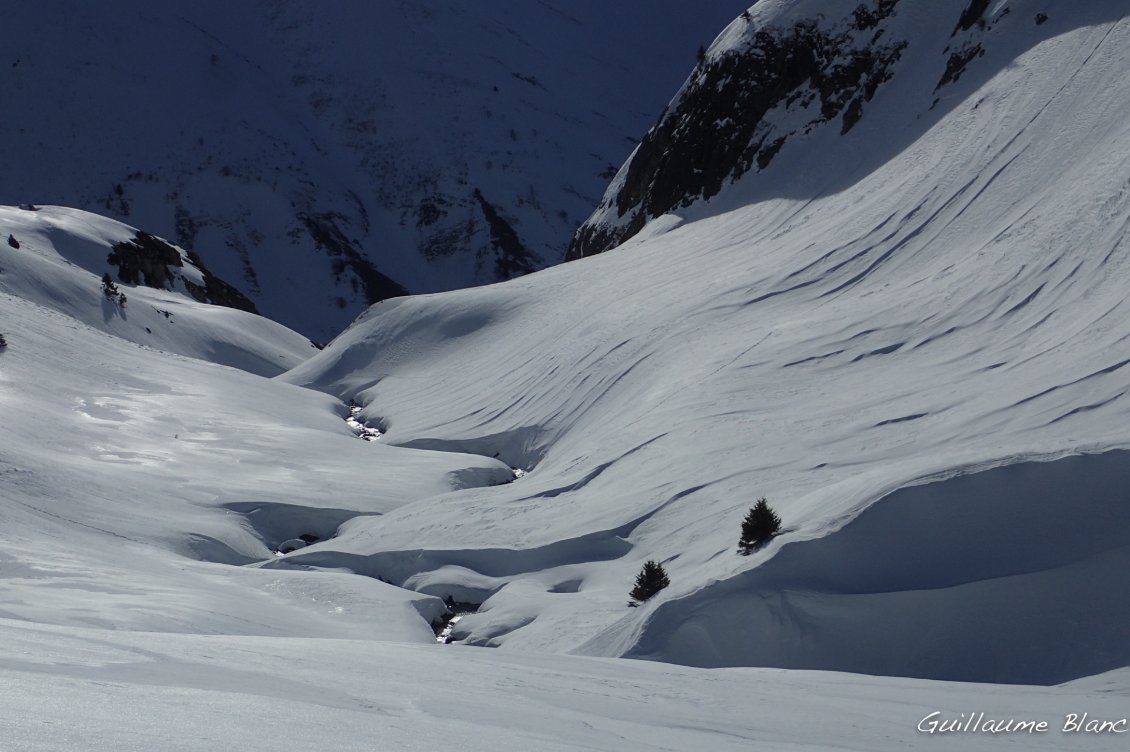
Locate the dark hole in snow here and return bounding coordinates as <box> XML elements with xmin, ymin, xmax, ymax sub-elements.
<box><xmin>433</xmin><ymin>596</ymin><xmax>481</xmax><ymax>644</ymax></box>
<box><xmin>274</xmin><ymin>534</ymin><xmax>323</xmax><ymax>556</ymax></box>
<box><xmin>549</xmin><ymin>578</ymin><xmax>582</xmax><ymax>594</ymax></box>
<box><xmin>275</xmin><ymin>538</ymin><xmax>309</xmax><ymax>555</ymax></box>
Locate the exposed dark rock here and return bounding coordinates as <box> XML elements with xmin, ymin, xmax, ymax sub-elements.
<box><xmin>936</xmin><ymin>43</ymin><xmax>984</xmax><ymax>91</ymax></box>
<box><xmin>6</xmin><ymin>234</ymin><xmax>18</xmax><ymax>249</ymax></box>
<box><xmin>954</xmin><ymin>0</ymin><xmax>991</xmax><ymax>34</ymax></box>
<box><xmin>473</xmin><ymin>188</ymin><xmax>539</xmax><ymax>280</ymax></box>
<box><xmin>173</xmin><ymin>206</ymin><xmax>200</xmax><ymax>250</ymax></box>
<box><xmin>1035</xmin><ymin>13</ymin><xmax>1048</xmax><ymax>25</ymax></box>
<box><xmin>107</xmin><ymin>232</ymin><xmax>182</xmax><ymax>289</ymax></box>
<box><xmin>301</xmin><ymin>213</ymin><xmax>408</xmax><ymax>305</ymax></box>
<box><xmin>567</xmin><ymin>1</ymin><xmax>907</xmax><ymax>260</ymax></box>
<box><xmin>183</xmin><ymin>250</ymin><xmax>259</xmax><ymax>313</ymax></box>
<box><xmin>416</xmin><ymin>196</ymin><xmax>447</xmax><ymax>228</ymax></box>
<box><xmin>107</xmin><ymin>231</ymin><xmax>259</xmax><ymax>313</ymax></box>
<box><xmin>420</xmin><ymin>220</ymin><xmax>474</xmax><ymax>261</ymax></box>
<box><xmin>853</xmin><ymin>0</ymin><xmax>898</xmax><ymax>31</ymax></box>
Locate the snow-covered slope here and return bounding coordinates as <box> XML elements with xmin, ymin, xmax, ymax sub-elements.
<box><xmin>0</xmin><ymin>284</ymin><xmax>513</xmax><ymax>640</ymax></box>
<box><xmin>0</xmin><ymin>205</ymin><xmax>317</xmax><ymax>375</ymax></box>
<box><xmin>0</xmin><ymin>0</ymin><xmax>748</xmax><ymax>340</ymax></box>
<box><xmin>10</xmin><ymin>211</ymin><xmax>1125</xmax><ymax>752</ymax></box>
<box><xmin>3</xmin><ymin>621</ymin><xmax>1129</xmax><ymax>751</ymax></box>
<box><xmin>285</xmin><ymin>0</ymin><xmax>1130</xmax><ymax>684</ymax></box>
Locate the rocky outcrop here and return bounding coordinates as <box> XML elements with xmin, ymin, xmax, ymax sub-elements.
<box><xmin>566</xmin><ymin>0</ymin><xmax>1048</xmax><ymax>262</ymax></box>
<box><xmin>473</xmin><ymin>189</ymin><xmax>540</xmax><ymax>281</ymax></box>
<box><xmin>107</xmin><ymin>231</ymin><xmax>258</xmax><ymax>313</ymax></box>
<box><xmin>566</xmin><ymin>1</ymin><xmax>908</xmax><ymax>261</ymax></box>
<box><xmin>300</xmin><ymin>213</ymin><xmax>409</xmax><ymax>306</ymax></box>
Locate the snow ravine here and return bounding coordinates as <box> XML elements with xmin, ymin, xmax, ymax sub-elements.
<box><xmin>2</xmin><ymin>0</ymin><xmax>1130</xmax><ymax>748</ymax></box>
<box><xmin>286</xmin><ymin>0</ymin><xmax>1130</xmax><ymax>683</ymax></box>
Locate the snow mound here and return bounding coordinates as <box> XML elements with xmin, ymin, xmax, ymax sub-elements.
<box><xmin>0</xmin><ymin>205</ymin><xmax>316</xmax><ymax>375</ymax></box>
<box><xmin>624</xmin><ymin>451</ymin><xmax>1130</xmax><ymax>684</ymax></box>
<box><xmin>0</xmin><ymin>287</ymin><xmax>512</xmax><ymax>641</ymax></box>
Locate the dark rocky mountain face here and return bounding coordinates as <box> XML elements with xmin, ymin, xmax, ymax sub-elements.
<box><xmin>566</xmin><ymin>0</ymin><xmax>1014</xmax><ymax>261</ymax></box>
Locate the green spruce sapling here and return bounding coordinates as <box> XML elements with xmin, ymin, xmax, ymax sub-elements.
<box><xmin>629</xmin><ymin>560</ymin><xmax>670</xmax><ymax>603</ymax></box>
<box><xmin>738</xmin><ymin>497</ymin><xmax>781</xmax><ymax>554</ymax></box>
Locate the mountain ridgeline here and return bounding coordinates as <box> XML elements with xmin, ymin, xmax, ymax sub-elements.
<box><xmin>0</xmin><ymin>1</ymin><xmax>750</xmax><ymax>341</ymax></box>
<box><xmin>566</xmin><ymin>0</ymin><xmax>1064</xmax><ymax>260</ymax></box>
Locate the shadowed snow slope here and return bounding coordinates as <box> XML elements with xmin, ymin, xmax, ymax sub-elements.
<box><xmin>286</xmin><ymin>0</ymin><xmax>1130</xmax><ymax>682</ymax></box>
<box><xmin>0</xmin><ymin>0</ymin><xmax>748</xmax><ymax>340</ymax></box>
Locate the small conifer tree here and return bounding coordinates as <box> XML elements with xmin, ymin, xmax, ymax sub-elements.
<box><xmin>629</xmin><ymin>560</ymin><xmax>670</xmax><ymax>603</ymax></box>
<box><xmin>101</xmin><ymin>272</ymin><xmax>119</xmax><ymax>299</ymax></box>
<box><xmin>739</xmin><ymin>497</ymin><xmax>781</xmax><ymax>554</ymax></box>
<box><xmin>101</xmin><ymin>273</ymin><xmax>127</xmax><ymax>307</ymax></box>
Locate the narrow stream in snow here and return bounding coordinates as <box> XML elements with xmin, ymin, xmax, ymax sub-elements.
<box><xmin>433</xmin><ymin>600</ymin><xmax>481</xmax><ymax>644</ymax></box>
<box><xmin>346</xmin><ymin>404</ymin><xmax>382</xmax><ymax>441</ymax></box>
<box><xmin>435</xmin><ymin>615</ymin><xmax>464</xmax><ymax>643</ymax></box>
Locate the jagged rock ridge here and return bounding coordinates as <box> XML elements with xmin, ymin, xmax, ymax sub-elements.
<box><xmin>566</xmin><ymin>0</ymin><xmax>1013</xmax><ymax>260</ymax></box>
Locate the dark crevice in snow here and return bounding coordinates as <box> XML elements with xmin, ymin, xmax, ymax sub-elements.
<box><xmin>220</xmin><ymin>501</ymin><xmax>376</xmax><ymax>558</ymax></box>
<box><xmin>394</xmin><ymin>426</ymin><xmax>547</xmax><ymax>476</ymax></box>
<box><xmin>873</xmin><ymin>412</ymin><xmax>928</xmax><ymax>427</ymax></box>
<box><xmin>432</xmin><ymin>597</ymin><xmax>482</xmax><ymax>644</ymax></box>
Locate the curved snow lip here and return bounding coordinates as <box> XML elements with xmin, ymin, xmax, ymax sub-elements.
<box><xmin>393</xmin><ymin>426</ymin><xmax>549</xmax><ymax>474</ymax></box>
<box><xmin>625</xmin><ymin>450</ymin><xmax>1130</xmax><ymax>685</ymax></box>
<box><xmin>221</xmin><ymin>501</ymin><xmax>377</xmax><ymax>553</ymax></box>
<box><xmin>270</xmin><ymin>529</ymin><xmax>633</xmax><ymax>585</ymax></box>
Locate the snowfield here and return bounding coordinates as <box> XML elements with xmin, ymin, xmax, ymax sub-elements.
<box><xmin>2</xmin><ymin>622</ymin><xmax>1129</xmax><ymax>751</ymax></box>
<box><xmin>285</xmin><ymin>0</ymin><xmax>1130</xmax><ymax>683</ymax></box>
<box><xmin>1</xmin><ymin>0</ymin><xmax>1130</xmax><ymax>748</ymax></box>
